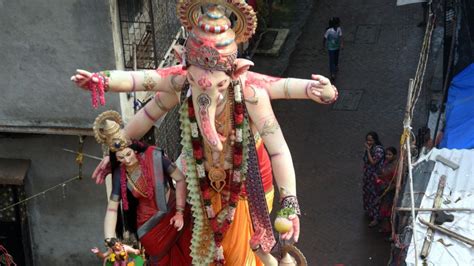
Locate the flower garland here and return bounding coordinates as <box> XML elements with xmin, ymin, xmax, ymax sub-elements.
<box><xmin>179</xmin><ymin>97</ymin><xmax>215</xmax><ymax>265</ymax></box>
<box><xmin>88</xmin><ymin>73</ymin><xmax>108</xmax><ymax>108</ymax></box>
<box><xmin>181</xmin><ymin>80</ymin><xmax>250</xmax><ymax>265</ymax></box>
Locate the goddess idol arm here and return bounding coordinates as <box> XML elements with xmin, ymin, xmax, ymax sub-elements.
<box><xmin>245</xmin><ymin>71</ymin><xmax>338</xmax><ymax>104</ymax></box>
<box><xmin>168</xmin><ymin>163</ymin><xmax>187</xmax><ymax>231</ymax></box>
<box><xmin>245</xmin><ymin>86</ymin><xmax>300</xmax><ymax>242</ymax></box>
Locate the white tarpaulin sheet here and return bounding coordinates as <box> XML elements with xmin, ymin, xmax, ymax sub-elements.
<box><xmin>397</xmin><ymin>0</ymin><xmax>427</xmax><ymax>6</ymax></box>
<box><xmin>405</xmin><ymin>149</ymin><xmax>474</xmax><ymax>265</ymax></box>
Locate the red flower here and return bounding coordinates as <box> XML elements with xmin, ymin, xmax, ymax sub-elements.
<box><xmin>210</xmin><ymin>219</ymin><xmax>219</xmax><ymax>232</ymax></box>
<box><xmin>233</xmin><ymin>144</ymin><xmax>243</xmax><ymax>155</ymax></box>
<box><xmin>221</xmin><ymin>221</ymin><xmax>230</xmax><ymax>232</ymax></box>
<box><xmin>192</xmin><ymin>140</ymin><xmax>201</xmax><ymax>150</ymax></box>
<box><xmin>188</xmin><ymin>102</ymin><xmax>195</xmax><ymax>117</ymax></box>
<box><xmin>235</xmin><ymin>103</ymin><xmax>244</xmax><ymax>114</ymax></box>
<box><xmin>234</xmin><ymin>113</ymin><xmax>244</xmax><ymax>124</ymax></box>
<box><xmin>230</xmin><ymin>192</ymin><xmax>240</xmax><ymax>203</ymax></box>
<box><xmin>193</xmin><ymin>148</ymin><xmax>203</xmax><ymax>160</ymax></box>
<box><xmin>202</xmin><ymin>189</ymin><xmax>211</xmax><ymax>199</ymax></box>
<box><xmin>233</xmin><ymin>154</ymin><xmax>243</xmax><ymax>166</ymax></box>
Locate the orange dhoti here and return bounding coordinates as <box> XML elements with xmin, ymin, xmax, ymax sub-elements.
<box><xmin>210</xmin><ymin>140</ymin><xmax>274</xmax><ymax>265</ymax></box>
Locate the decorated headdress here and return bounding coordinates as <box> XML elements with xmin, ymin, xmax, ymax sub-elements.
<box><xmin>93</xmin><ymin>111</ymin><xmax>130</xmax><ymax>152</ymax></box>
<box><xmin>177</xmin><ymin>0</ymin><xmax>257</xmax><ymax>72</ymax></box>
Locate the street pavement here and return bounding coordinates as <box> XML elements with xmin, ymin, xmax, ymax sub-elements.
<box><xmin>253</xmin><ymin>0</ymin><xmax>428</xmax><ymax>265</ymax></box>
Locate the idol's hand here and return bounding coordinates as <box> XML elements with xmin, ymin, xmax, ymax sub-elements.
<box><xmin>91</xmin><ymin>247</ymin><xmax>100</xmax><ymax>254</ymax></box>
<box><xmin>70</xmin><ymin>69</ymin><xmax>98</xmax><ymax>91</ymax></box>
<box><xmin>307</xmin><ymin>74</ymin><xmax>338</xmax><ymax>104</ymax></box>
<box><xmin>280</xmin><ymin>214</ymin><xmax>300</xmax><ymax>243</ymax></box>
<box><xmin>92</xmin><ymin>156</ymin><xmax>111</xmax><ymax>184</ymax></box>
<box><xmin>170</xmin><ymin>212</ymin><xmax>184</xmax><ymax>231</ymax></box>
<box><xmin>249</xmin><ymin>226</ymin><xmax>265</xmax><ymax>251</ymax></box>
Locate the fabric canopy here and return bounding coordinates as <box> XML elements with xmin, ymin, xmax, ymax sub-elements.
<box><xmin>440</xmin><ymin>63</ymin><xmax>474</xmax><ymax>149</ymax></box>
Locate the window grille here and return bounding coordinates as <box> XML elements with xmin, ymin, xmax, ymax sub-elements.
<box><xmin>118</xmin><ymin>0</ymin><xmax>157</xmax><ymax>69</ymax></box>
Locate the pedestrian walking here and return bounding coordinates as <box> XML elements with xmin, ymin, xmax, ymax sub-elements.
<box><xmin>323</xmin><ymin>17</ymin><xmax>343</xmax><ymax>81</ymax></box>
<box><xmin>362</xmin><ymin>131</ymin><xmax>385</xmax><ymax>227</ymax></box>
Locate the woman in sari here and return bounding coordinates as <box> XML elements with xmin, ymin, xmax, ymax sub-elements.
<box><xmin>93</xmin><ymin>111</ymin><xmax>192</xmax><ymax>265</ymax></box>
<box><xmin>363</xmin><ymin>131</ymin><xmax>385</xmax><ymax>227</ymax></box>
<box><xmin>376</xmin><ymin>147</ymin><xmax>397</xmax><ymax>234</ymax></box>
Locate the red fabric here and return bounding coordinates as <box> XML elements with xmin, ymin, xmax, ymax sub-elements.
<box><xmin>134</xmin><ymin>147</ymin><xmax>192</xmax><ymax>265</ymax></box>
<box><xmin>248</xmin><ymin>0</ymin><xmax>257</xmax><ymax>10</ymax></box>
<box><xmin>256</xmin><ymin>141</ymin><xmax>273</xmax><ymax>192</ymax></box>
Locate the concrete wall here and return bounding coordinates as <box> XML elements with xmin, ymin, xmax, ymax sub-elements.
<box><xmin>0</xmin><ymin>0</ymin><xmax>120</xmax><ymax>131</ymax></box>
<box><xmin>0</xmin><ymin>0</ymin><xmax>123</xmax><ymax>264</ymax></box>
<box><xmin>0</xmin><ymin>134</ymin><xmax>105</xmax><ymax>265</ymax></box>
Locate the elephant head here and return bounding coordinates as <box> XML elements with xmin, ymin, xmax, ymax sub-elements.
<box><xmin>186</xmin><ymin>59</ymin><xmax>253</xmax><ymax>152</ymax></box>
<box><xmin>174</xmin><ymin>4</ymin><xmax>256</xmax><ymax>152</ymax></box>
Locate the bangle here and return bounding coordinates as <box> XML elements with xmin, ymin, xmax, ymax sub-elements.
<box><xmin>170</xmin><ymin>75</ymin><xmax>182</xmax><ymax>92</ymax></box>
<box><xmin>130</xmin><ymin>73</ymin><xmax>136</xmax><ymax>92</ymax></box>
<box><xmin>251</xmin><ymin>244</ymin><xmax>261</xmax><ymax>252</ymax></box>
<box><xmin>176</xmin><ymin>205</ymin><xmax>185</xmax><ymax>214</ymax></box>
<box><xmin>154</xmin><ymin>93</ymin><xmax>170</xmax><ymax>112</ymax></box>
<box><xmin>143</xmin><ymin>107</ymin><xmax>158</xmax><ymax>122</ymax></box>
<box><xmin>281</xmin><ymin>195</ymin><xmax>301</xmax><ymax>216</ymax></box>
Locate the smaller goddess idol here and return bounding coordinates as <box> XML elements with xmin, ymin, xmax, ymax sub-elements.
<box><xmin>92</xmin><ymin>110</ymin><xmax>192</xmax><ymax>266</ymax></box>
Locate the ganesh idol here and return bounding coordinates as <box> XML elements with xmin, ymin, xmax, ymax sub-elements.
<box><xmin>71</xmin><ymin>1</ymin><xmax>338</xmax><ymax>265</ymax></box>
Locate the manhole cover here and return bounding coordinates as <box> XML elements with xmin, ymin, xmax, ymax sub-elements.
<box><xmin>332</xmin><ymin>90</ymin><xmax>364</xmax><ymax>111</ymax></box>
<box><xmin>355</xmin><ymin>25</ymin><xmax>379</xmax><ymax>44</ymax></box>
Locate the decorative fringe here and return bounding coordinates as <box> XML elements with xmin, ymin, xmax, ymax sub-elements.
<box><xmin>179</xmin><ymin>100</ymin><xmax>215</xmax><ymax>265</ymax></box>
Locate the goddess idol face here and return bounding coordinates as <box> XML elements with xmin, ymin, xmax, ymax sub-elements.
<box><xmin>115</xmin><ymin>147</ymin><xmax>138</xmax><ymax>167</ymax></box>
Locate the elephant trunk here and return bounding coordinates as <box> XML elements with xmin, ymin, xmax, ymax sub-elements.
<box><xmin>193</xmin><ymin>92</ymin><xmax>223</xmax><ymax>152</ymax></box>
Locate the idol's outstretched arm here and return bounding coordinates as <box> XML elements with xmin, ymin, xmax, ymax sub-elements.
<box><xmin>245</xmin><ymin>72</ymin><xmax>338</xmax><ymax>104</ymax></box>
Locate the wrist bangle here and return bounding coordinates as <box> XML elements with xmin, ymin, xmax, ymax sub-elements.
<box><xmin>281</xmin><ymin>195</ymin><xmax>301</xmax><ymax>216</ymax></box>
<box><xmin>251</xmin><ymin>244</ymin><xmax>261</xmax><ymax>252</ymax></box>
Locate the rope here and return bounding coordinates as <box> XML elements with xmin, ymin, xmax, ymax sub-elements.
<box><xmin>0</xmin><ymin>176</ymin><xmax>80</xmax><ymax>212</ymax></box>
<box><xmin>0</xmin><ymin>245</ymin><xmax>17</xmax><ymax>266</ymax></box>
<box><xmin>392</xmin><ymin>2</ymin><xmax>442</xmax><ymax>264</ymax></box>
<box><xmin>405</xmin><ymin>124</ymin><xmax>419</xmax><ymax>266</ymax></box>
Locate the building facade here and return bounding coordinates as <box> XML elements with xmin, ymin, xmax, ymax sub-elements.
<box><xmin>0</xmin><ymin>0</ymin><xmax>181</xmax><ymax>264</ymax></box>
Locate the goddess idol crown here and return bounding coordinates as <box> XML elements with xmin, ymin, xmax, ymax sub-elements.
<box><xmin>93</xmin><ymin>110</ymin><xmax>130</xmax><ymax>152</ymax></box>
<box><xmin>177</xmin><ymin>0</ymin><xmax>257</xmax><ymax>72</ymax></box>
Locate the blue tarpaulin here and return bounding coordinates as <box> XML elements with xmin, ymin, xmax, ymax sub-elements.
<box><xmin>440</xmin><ymin>63</ymin><xmax>474</xmax><ymax>149</ymax></box>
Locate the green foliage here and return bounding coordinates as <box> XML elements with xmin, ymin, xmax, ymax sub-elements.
<box><xmin>277</xmin><ymin>207</ymin><xmax>295</xmax><ymax>218</ymax></box>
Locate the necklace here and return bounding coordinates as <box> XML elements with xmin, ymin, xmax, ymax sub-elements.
<box><xmin>126</xmin><ymin>168</ymin><xmax>148</xmax><ymax>198</ymax></box>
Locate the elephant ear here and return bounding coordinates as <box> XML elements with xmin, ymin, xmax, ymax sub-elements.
<box><xmin>173</xmin><ymin>45</ymin><xmax>186</xmax><ymax>65</ymax></box>
<box><xmin>232</xmin><ymin>58</ymin><xmax>254</xmax><ymax>79</ymax></box>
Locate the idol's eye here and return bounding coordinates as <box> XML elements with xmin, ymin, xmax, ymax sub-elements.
<box><xmin>117</xmin><ymin>156</ymin><xmax>124</xmax><ymax>160</ymax></box>
<box><xmin>187</xmin><ymin>74</ymin><xmax>194</xmax><ymax>82</ymax></box>
<box><xmin>126</xmin><ymin>151</ymin><xmax>132</xmax><ymax>156</ymax></box>
<box><xmin>217</xmin><ymin>79</ymin><xmax>228</xmax><ymax>88</ymax></box>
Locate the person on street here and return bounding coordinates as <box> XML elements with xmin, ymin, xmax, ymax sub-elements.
<box><xmin>375</xmin><ymin>146</ymin><xmax>397</xmax><ymax>235</ymax></box>
<box><xmin>362</xmin><ymin>131</ymin><xmax>385</xmax><ymax>227</ymax></box>
<box><xmin>323</xmin><ymin>17</ymin><xmax>343</xmax><ymax>81</ymax></box>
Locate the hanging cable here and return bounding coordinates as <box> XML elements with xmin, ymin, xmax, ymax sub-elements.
<box><xmin>0</xmin><ymin>175</ymin><xmax>81</xmax><ymax>212</ymax></box>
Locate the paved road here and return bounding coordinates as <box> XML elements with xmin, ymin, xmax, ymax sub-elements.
<box><xmin>254</xmin><ymin>0</ymin><xmax>428</xmax><ymax>265</ymax></box>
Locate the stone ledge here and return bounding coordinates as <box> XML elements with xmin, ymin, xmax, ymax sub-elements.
<box><xmin>255</xmin><ymin>28</ymin><xmax>290</xmax><ymax>57</ymax></box>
